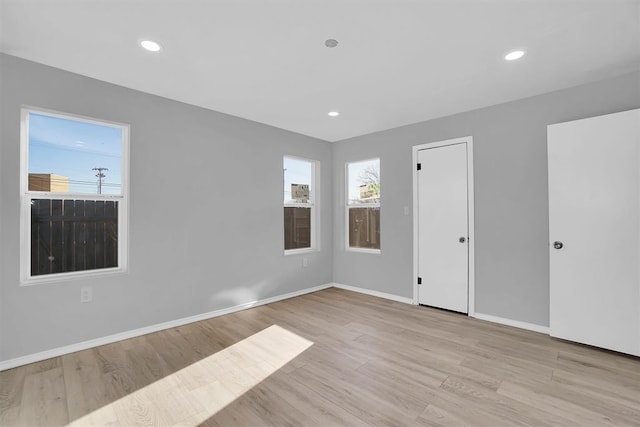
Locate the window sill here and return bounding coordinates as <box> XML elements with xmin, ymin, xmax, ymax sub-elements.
<box><xmin>284</xmin><ymin>248</ymin><xmax>318</xmax><ymax>256</ymax></box>
<box><xmin>20</xmin><ymin>267</ymin><xmax>128</xmax><ymax>286</ymax></box>
<box><xmin>346</xmin><ymin>247</ymin><xmax>381</xmax><ymax>255</ymax></box>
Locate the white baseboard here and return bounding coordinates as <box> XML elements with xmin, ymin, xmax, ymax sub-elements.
<box><xmin>0</xmin><ymin>283</ymin><xmax>333</xmax><ymax>371</ymax></box>
<box><xmin>473</xmin><ymin>312</ymin><xmax>550</xmax><ymax>334</ymax></box>
<box><xmin>332</xmin><ymin>282</ymin><xmax>414</xmax><ymax>305</ymax></box>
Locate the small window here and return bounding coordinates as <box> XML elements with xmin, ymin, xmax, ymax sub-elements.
<box><xmin>20</xmin><ymin>108</ymin><xmax>129</xmax><ymax>283</ymax></box>
<box><xmin>284</xmin><ymin>156</ymin><xmax>318</xmax><ymax>252</ymax></box>
<box><xmin>347</xmin><ymin>158</ymin><xmax>380</xmax><ymax>252</ymax></box>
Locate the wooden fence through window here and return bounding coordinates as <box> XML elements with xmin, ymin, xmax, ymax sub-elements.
<box><xmin>31</xmin><ymin>199</ymin><xmax>118</xmax><ymax>276</ymax></box>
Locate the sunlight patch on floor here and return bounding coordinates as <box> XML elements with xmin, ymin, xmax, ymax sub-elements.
<box><xmin>69</xmin><ymin>325</ymin><xmax>313</xmax><ymax>426</ymax></box>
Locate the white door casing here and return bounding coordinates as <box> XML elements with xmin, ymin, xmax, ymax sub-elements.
<box><xmin>548</xmin><ymin>109</ymin><xmax>640</xmax><ymax>357</ymax></box>
<box><xmin>414</xmin><ymin>137</ymin><xmax>474</xmax><ymax>314</ymax></box>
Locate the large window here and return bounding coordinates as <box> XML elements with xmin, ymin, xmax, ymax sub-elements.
<box><xmin>20</xmin><ymin>108</ymin><xmax>129</xmax><ymax>283</ymax></box>
<box><xmin>284</xmin><ymin>156</ymin><xmax>317</xmax><ymax>252</ymax></box>
<box><xmin>347</xmin><ymin>158</ymin><xmax>380</xmax><ymax>252</ymax></box>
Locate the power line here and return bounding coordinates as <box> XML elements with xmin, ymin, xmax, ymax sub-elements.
<box><xmin>92</xmin><ymin>167</ymin><xmax>109</xmax><ymax>194</ymax></box>
<box><xmin>33</xmin><ymin>178</ymin><xmax>120</xmax><ymax>187</ymax></box>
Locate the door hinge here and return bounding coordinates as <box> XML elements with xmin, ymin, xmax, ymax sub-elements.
<box><xmin>417</xmin><ymin>277</ymin><xmax>422</xmax><ymax>285</ymax></box>
<box><xmin>417</xmin><ymin>163</ymin><xmax>421</xmax><ymax>171</ymax></box>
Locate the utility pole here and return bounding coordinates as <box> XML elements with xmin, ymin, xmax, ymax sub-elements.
<box><xmin>92</xmin><ymin>167</ymin><xmax>108</xmax><ymax>194</ymax></box>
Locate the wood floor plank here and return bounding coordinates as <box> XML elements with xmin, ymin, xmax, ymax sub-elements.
<box><xmin>415</xmin><ymin>403</ymin><xmax>477</xmax><ymax>427</ymax></box>
<box><xmin>548</xmin><ymin>372</ymin><xmax>640</xmax><ymax>425</ymax></box>
<box><xmin>226</xmin><ymin>382</ymin><xmax>319</xmax><ymax>427</ymax></box>
<box><xmin>551</xmin><ymin>367</ymin><xmax>640</xmax><ymax>406</ymax></box>
<box><xmin>142</xmin><ymin>374</ymin><xmax>205</xmax><ymax>426</ymax></box>
<box><xmin>287</xmin><ymin>363</ymin><xmax>426</xmax><ymax>426</ymax></box>
<box><xmin>0</xmin><ymin>406</ymin><xmax>19</xmax><ymax>427</ymax></box>
<box><xmin>497</xmin><ymin>379</ymin><xmax>622</xmax><ymax>427</ymax></box>
<box><xmin>257</xmin><ymin>371</ymin><xmax>372</xmax><ymax>427</ymax></box>
<box><xmin>17</xmin><ymin>367</ymin><xmax>68</xmax><ymax>426</ymax></box>
<box><xmin>61</xmin><ymin>349</ymin><xmax>113</xmax><ymax>422</ymax></box>
<box><xmin>439</xmin><ymin>375</ymin><xmax>572</xmax><ymax>427</ymax></box>
<box><xmin>555</xmin><ymin>350</ymin><xmax>640</xmax><ymax>385</ymax></box>
<box><xmin>1</xmin><ymin>287</ymin><xmax>639</xmax><ymax>426</ymax></box>
<box><xmin>0</xmin><ymin>366</ymin><xmax>26</xmax><ymax>415</ymax></box>
<box><xmin>412</xmin><ymin>387</ymin><xmax>515</xmax><ymax>427</ymax></box>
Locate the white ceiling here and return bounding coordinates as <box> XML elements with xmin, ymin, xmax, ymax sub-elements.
<box><xmin>1</xmin><ymin>0</ymin><xmax>639</xmax><ymax>142</ymax></box>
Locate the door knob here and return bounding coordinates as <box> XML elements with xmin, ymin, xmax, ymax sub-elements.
<box><xmin>459</xmin><ymin>237</ymin><xmax>466</xmax><ymax>243</ymax></box>
<box><xmin>553</xmin><ymin>241</ymin><xmax>564</xmax><ymax>249</ymax></box>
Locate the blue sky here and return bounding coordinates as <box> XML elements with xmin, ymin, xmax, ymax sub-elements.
<box><xmin>28</xmin><ymin>112</ymin><xmax>123</xmax><ymax>195</ymax></box>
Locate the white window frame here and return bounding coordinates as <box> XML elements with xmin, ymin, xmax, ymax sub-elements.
<box><xmin>283</xmin><ymin>155</ymin><xmax>319</xmax><ymax>255</ymax></box>
<box><xmin>20</xmin><ymin>106</ymin><xmax>130</xmax><ymax>285</ymax></box>
<box><xmin>346</xmin><ymin>158</ymin><xmax>381</xmax><ymax>254</ymax></box>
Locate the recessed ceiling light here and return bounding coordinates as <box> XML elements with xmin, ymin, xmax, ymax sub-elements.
<box><xmin>505</xmin><ymin>50</ymin><xmax>525</xmax><ymax>61</ymax></box>
<box><xmin>325</xmin><ymin>39</ymin><xmax>339</xmax><ymax>48</ymax></box>
<box><xmin>140</xmin><ymin>40</ymin><xmax>161</xmax><ymax>52</ymax></box>
<box><xmin>328</xmin><ymin>111</ymin><xmax>340</xmax><ymax>117</ymax></box>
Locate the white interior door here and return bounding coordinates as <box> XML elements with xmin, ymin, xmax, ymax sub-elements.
<box><xmin>418</xmin><ymin>143</ymin><xmax>469</xmax><ymax>313</ymax></box>
<box><xmin>548</xmin><ymin>109</ymin><xmax>640</xmax><ymax>356</ymax></box>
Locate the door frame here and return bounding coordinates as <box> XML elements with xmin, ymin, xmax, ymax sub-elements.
<box><xmin>412</xmin><ymin>136</ymin><xmax>475</xmax><ymax>315</ymax></box>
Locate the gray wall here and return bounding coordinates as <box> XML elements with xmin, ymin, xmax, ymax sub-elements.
<box><xmin>333</xmin><ymin>71</ymin><xmax>640</xmax><ymax>327</ymax></box>
<box><xmin>1</xmin><ymin>53</ymin><xmax>638</xmax><ymax>363</ymax></box>
<box><xmin>0</xmin><ymin>54</ymin><xmax>333</xmax><ymax>362</ymax></box>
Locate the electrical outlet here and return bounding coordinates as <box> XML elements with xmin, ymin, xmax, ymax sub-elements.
<box><xmin>80</xmin><ymin>287</ymin><xmax>92</xmax><ymax>303</ymax></box>
<box><xmin>302</xmin><ymin>258</ymin><xmax>310</xmax><ymax>268</ymax></box>
<box><xmin>403</xmin><ymin>206</ymin><xmax>410</xmax><ymax>215</ymax></box>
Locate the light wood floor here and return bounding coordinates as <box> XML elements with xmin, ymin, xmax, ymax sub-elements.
<box><xmin>1</xmin><ymin>288</ymin><xmax>639</xmax><ymax>426</ymax></box>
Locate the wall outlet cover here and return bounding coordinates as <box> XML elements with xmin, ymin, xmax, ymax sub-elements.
<box><xmin>80</xmin><ymin>287</ymin><xmax>92</xmax><ymax>303</ymax></box>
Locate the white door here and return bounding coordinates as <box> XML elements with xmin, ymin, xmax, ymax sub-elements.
<box><xmin>417</xmin><ymin>142</ymin><xmax>469</xmax><ymax>313</ymax></box>
<box><xmin>548</xmin><ymin>109</ymin><xmax>640</xmax><ymax>356</ymax></box>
